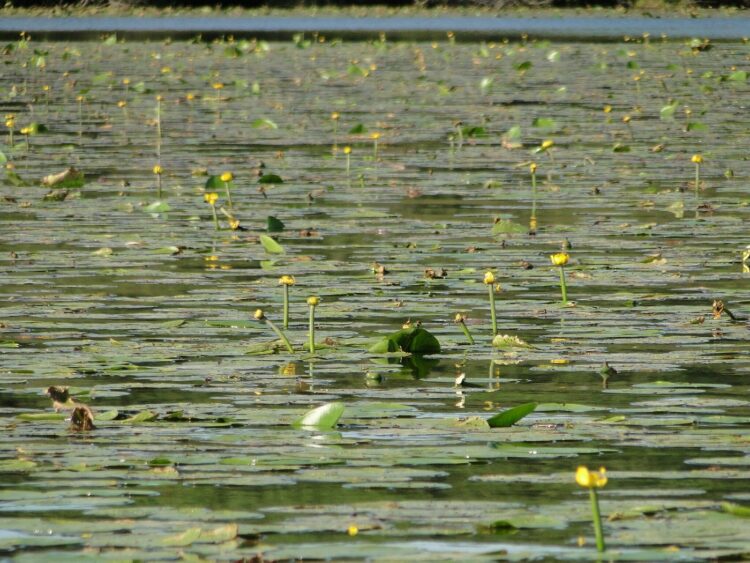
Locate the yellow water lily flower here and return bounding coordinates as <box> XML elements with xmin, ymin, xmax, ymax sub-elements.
<box><xmin>152</xmin><ymin>164</ymin><xmax>163</xmax><ymax>175</ymax></box>
<box><xmin>343</xmin><ymin>146</ymin><xmax>351</xmax><ymax>155</ymax></box>
<box><xmin>220</xmin><ymin>171</ymin><xmax>234</xmax><ymax>183</ymax></box>
<box><xmin>540</xmin><ymin>139</ymin><xmax>554</xmax><ymax>150</ymax></box>
<box><xmin>529</xmin><ymin>162</ymin><xmax>537</xmax><ymax>174</ymax></box>
<box><xmin>307</xmin><ymin>296</ymin><xmax>320</xmax><ymax>307</ymax></box>
<box><xmin>253</xmin><ymin>309</ymin><xmax>265</xmax><ymax>320</ymax></box>
<box><xmin>204</xmin><ymin>192</ymin><xmax>218</xmax><ymax>206</ymax></box>
<box><xmin>692</xmin><ymin>154</ymin><xmax>703</xmax><ymax>164</ymax></box>
<box><xmin>483</xmin><ymin>271</ymin><xmax>496</xmax><ymax>285</ymax></box>
<box><xmin>117</xmin><ymin>100</ymin><xmax>127</xmax><ymax>108</ymax></box>
<box><xmin>576</xmin><ymin>466</ymin><xmax>607</xmax><ymax>488</ymax></box>
<box><xmin>228</xmin><ymin>218</ymin><xmax>240</xmax><ymax>231</ymax></box>
<box><xmin>278</xmin><ymin>275</ymin><xmax>296</xmax><ymax>286</ymax></box>
<box><xmin>550</xmin><ymin>252</ymin><xmax>569</xmax><ymax>267</ymax></box>
<box><xmin>331</xmin><ymin>111</ymin><xmax>340</xmax><ymax>120</ymax></box>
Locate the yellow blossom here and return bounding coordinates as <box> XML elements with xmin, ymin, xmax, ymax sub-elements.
<box><xmin>483</xmin><ymin>271</ymin><xmax>495</xmax><ymax>285</ymax></box>
<box><xmin>152</xmin><ymin>164</ymin><xmax>163</xmax><ymax>175</ymax></box>
<box><xmin>622</xmin><ymin>115</ymin><xmax>631</xmax><ymax>124</ymax></box>
<box><xmin>529</xmin><ymin>162</ymin><xmax>537</xmax><ymax>174</ymax></box>
<box><xmin>370</xmin><ymin>132</ymin><xmax>381</xmax><ymax>140</ymax></box>
<box><xmin>5</xmin><ymin>117</ymin><xmax>14</xmax><ymax>128</ymax></box>
<box><xmin>117</xmin><ymin>100</ymin><xmax>127</xmax><ymax>108</ymax></box>
<box><xmin>347</xmin><ymin>524</ymin><xmax>358</xmax><ymax>536</ymax></box>
<box><xmin>19</xmin><ymin>126</ymin><xmax>32</xmax><ymax>135</ymax></box>
<box><xmin>253</xmin><ymin>309</ymin><xmax>265</xmax><ymax>320</ymax></box>
<box><xmin>307</xmin><ymin>296</ymin><xmax>320</xmax><ymax>307</ymax></box>
<box><xmin>541</xmin><ymin>139</ymin><xmax>554</xmax><ymax>150</ymax></box>
<box><xmin>331</xmin><ymin>111</ymin><xmax>340</xmax><ymax>120</ymax></box>
<box><xmin>122</xmin><ymin>78</ymin><xmax>131</xmax><ymax>85</ymax></box>
<box><xmin>186</xmin><ymin>92</ymin><xmax>195</xmax><ymax>101</ymax></box>
<box><xmin>343</xmin><ymin>146</ymin><xmax>351</xmax><ymax>155</ymax></box>
<box><xmin>603</xmin><ymin>105</ymin><xmax>612</xmax><ymax>113</ymax></box>
<box><xmin>691</xmin><ymin>154</ymin><xmax>703</xmax><ymax>164</ymax></box>
<box><xmin>212</xmin><ymin>82</ymin><xmax>224</xmax><ymax>90</ymax></box>
<box><xmin>550</xmin><ymin>252</ymin><xmax>569</xmax><ymax>267</ymax></box>
<box><xmin>156</xmin><ymin>94</ymin><xmax>164</xmax><ymax>102</ymax></box>
<box><xmin>575</xmin><ymin>466</ymin><xmax>607</xmax><ymax>488</ymax></box>
<box><xmin>204</xmin><ymin>192</ymin><xmax>219</xmax><ymax>206</ymax></box>
<box><xmin>220</xmin><ymin>171</ymin><xmax>234</xmax><ymax>183</ymax></box>
<box><xmin>228</xmin><ymin>218</ymin><xmax>240</xmax><ymax>231</ymax></box>
<box><xmin>278</xmin><ymin>275</ymin><xmax>296</xmax><ymax>286</ymax></box>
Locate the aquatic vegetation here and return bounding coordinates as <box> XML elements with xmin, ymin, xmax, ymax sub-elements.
<box><xmin>220</xmin><ymin>171</ymin><xmax>234</xmax><ymax>209</ymax></box>
<box><xmin>254</xmin><ymin>308</ymin><xmax>293</xmax><ymax>353</ymax></box>
<box><xmin>692</xmin><ymin>153</ymin><xmax>703</xmax><ymax>198</ymax></box>
<box><xmin>484</xmin><ymin>271</ymin><xmax>498</xmax><ymax>337</ymax></box>
<box><xmin>454</xmin><ymin>313</ymin><xmax>474</xmax><ymax>345</ymax></box>
<box><xmin>279</xmin><ymin>275</ymin><xmax>295</xmax><ymax>329</ymax></box>
<box><xmin>575</xmin><ymin>466</ymin><xmax>608</xmax><ymax>552</ymax></box>
<box><xmin>203</xmin><ymin>191</ymin><xmax>220</xmax><ymax>230</ymax></box>
<box><xmin>152</xmin><ymin>163</ymin><xmax>163</xmax><ymax>199</ymax></box>
<box><xmin>550</xmin><ymin>252</ymin><xmax>570</xmax><ymax>305</ymax></box>
<box><xmin>1</xmin><ymin>31</ymin><xmax>749</xmax><ymax>561</ymax></box>
<box><xmin>307</xmin><ymin>295</ymin><xmax>319</xmax><ymax>354</ymax></box>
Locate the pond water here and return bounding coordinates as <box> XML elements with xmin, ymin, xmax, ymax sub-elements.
<box><xmin>0</xmin><ymin>32</ymin><xmax>749</xmax><ymax>560</ymax></box>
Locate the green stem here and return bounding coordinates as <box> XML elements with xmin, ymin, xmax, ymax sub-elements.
<box><xmin>210</xmin><ymin>204</ymin><xmax>220</xmax><ymax>231</ymax></box>
<box><xmin>694</xmin><ymin>163</ymin><xmax>700</xmax><ymax>198</ymax></box>
<box><xmin>8</xmin><ymin>130</ymin><xmax>13</xmax><ymax>148</ymax></box>
<box><xmin>346</xmin><ymin>153</ymin><xmax>351</xmax><ymax>177</ymax></box>
<box><xmin>459</xmin><ymin>320</ymin><xmax>475</xmax><ymax>345</ymax></box>
<box><xmin>488</xmin><ymin>285</ymin><xmax>497</xmax><ymax>337</ymax></box>
<box><xmin>283</xmin><ymin>284</ymin><xmax>289</xmax><ymax>329</ymax></box>
<box><xmin>308</xmin><ymin>305</ymin><xmax>316</xmax><ymax>354</ymax></box>
<box><xmin>157</xmin><ymin>174</ymin><xmax>162</xmax><ymax>200</ymax></box>
<box><xmin>265</xmin><ymin>318</ymin><xmax>294</xmax><ymax>353</ymax></box>
<box><xmin>373</xmin><ymin>139</ymin><xmax>378</xmax><ymax>159</ymax></box>
<box><xmin>224</xmin><ymin>181</ymin><xmax>233</xmax><ymax>209</ymax></box>
<box><xmin>589</xmin><ymin>488</ymin><xmax>606</xmax><ymax>553</ymax></box>
<box><xmin>531</xmin><ymin>171</ymin><xmax>537</xmax><ymax>219</ymax></box>
<box><xmin>558</xmin><ymin>266</ymin><xmax>568</xmax><ymax>305</ymax></box>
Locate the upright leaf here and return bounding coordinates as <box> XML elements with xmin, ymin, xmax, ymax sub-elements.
<box><xmin>487</xmin><ymin>403</ymin><xmax>537</xmax><ymax>428</ymax></box>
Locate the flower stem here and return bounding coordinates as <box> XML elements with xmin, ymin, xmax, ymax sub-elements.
<box><xmin>210</xmin><ymin>204</ymin><xmax>220</xmax><ymax>231</ymax></box>
<box><xmin>589</xmin><ymin>488</ymin><xmax>606</xmax><ymax>553</ymax></box>
<box><xmin>558</xmin><ymin>266</ymin><xmax>568</xmax><ymax>305</ymax></box>
<box><xmin>265</xmin><ymin>318</ymin><xmax>293</xmax><ymax>353</ymax></box>
<box><xmin>156</xmin><ymin>98</ymin><xmax>161</xmax><ymax>159</ymax></box>
<box><xmin>458</xmin><ymin>319</ymin><xmax>475</xmax><ymax>345</ymax></box>
<box><xmin>488</xmin><ymin>284</ymin><xmax>497</xmax><ymax>337</ymax></box>
<box><xmin>223</xmin><ymin>180</ymin><xmax>233</xmax><ymax>209</ymax></box>
<box><xmin>283</xmin><ymin>284</ymin><xmax>289</xmax><ymax>329</ymax></box>
<box><xmin>694</xmin><ymin>163</ymin><xmax>700</xmax><ymax>198</ymax></box>
<box><xmin>156</xmin><ymin>173</ymin><xmax>162</xmax><ymax>200</ymax></box>
<box><xmin>308</xmin><ymin>304</ymin><xmax>316</xmax><ymax>354</ymax></box>
<box><xmin>531</xmin><ymin>169</ymin><xmax>537</xmax><ymax>220</ymax></box>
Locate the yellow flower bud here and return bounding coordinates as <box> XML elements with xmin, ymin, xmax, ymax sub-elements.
<box><xmin>220</xmin><ymin>171</ymin><xmax>234</xmax><ymax>183</ymax></box>
<box><xmin>603</xmin><ymin>104</ymin><xmax>612</xmax><ymax>113</ymax></box>
<box><xmin>331</xmin><ymin>111</ymin><xmax>340</xmax><ymax>120</ymax></box>
<box><xmin>529</xmin><ymin>162</ymin><xmax>537</xmax><ymax>174</ymax></box>
<box><xmin>5</xmin><ymin>118</ymin><xmax>14</xmax><ymax>128</ymax></box>
<box><xmin>370</xmin><ymin>132</ymin><xmax>381</xmax><ymax>140</ymax></box>
<box><xmin>253</xmin><ymin>309</ymin><xmax>265</xmax><ymax>320</ymax></box>
<box><xmin>117</xmin><ymin>100</ymin><xmax>127</xmax><ymax>108</ymax></box>
<box><xmin>541</xmin><ymin>139</ymin><xmax>554</xmax><ymax>150</ymax></box>
<box><xmin>19</xmin><ymin>126</ymin><xmax>32</xmax><ymax>135</ymax></box>
<box><xmin>575</xmin><ymin>466</ymin><xmax>607</xmax><ymax>488</ymax></box>
<box><xmin>692</xmin><ymin>154</ymin><xmax>703</xmax><ymax>164</ymax></box>
<box><xmin>152</xmin><ymin>164</ymin><xmax>163</xmax><ymax>175</ymax></box>
<box><xmin>186</xmin><ymin>93</ymin><xmax>195</xmax><ymax>101</ymax></box>
<box><xmin>343</xmin><ymin>146</ymin><xmax>351</xmax><ymax>155</ymax></box>
<box><xmin>483</xmin><ymin>271</ymin><xmax>495</xmax><ymax>285</ymax></box>
<box><xmin>229</xmin><ymin>218</ymin><xmax>240</xmax><ymax>231</ymax></box>
<box><xmin>122</xmin><ymin>78</ymin><xmax>131</xmax><ymax>85</ymax></box>
<box><xmin>454</xmin><ymin>313</ymin><xmax>465</xmax><ymax>323</ymax></box>
<box><xmin>347</xmin><ymin>524</ymin><xmax>358</xmax><ymax>536</ymax></box>
<box><xmin>204</xmin><ymin>192</ymin><xmax>219</xmax><ymax>206</ymax></box>
<box><xmin>307</xmin><ymin>296</ymin><xmax>320</xmax><ymax>307</ymax></box>
<box><xmin>278</xmin><ymin>275</ymin><xmax>296</xmax><ymax>286</ymax></box>
<box><xmin>156</xmin><ymin>94</ymin><xmax>164</xmax><ymax>102</ymax></box>
<box><xmin>550</xmin><ymin>252</ymin><xmax>569</xmax><ymax>267</ymax></box>
<box><xmin>212</xmin><ymin>82</ymin><xmax>224</xmax><ymax>90</ymax></box>
<box><xmin>622</xmin><ymin>115</ymin><xmax>631</xmax><ymax>124</ymax></box>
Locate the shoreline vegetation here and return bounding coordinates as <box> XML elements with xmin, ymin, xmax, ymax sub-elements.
<box><xmin>1</xmin><ymin>1</ymin><xmax>748</xmax><ymax>19</ymax></box>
